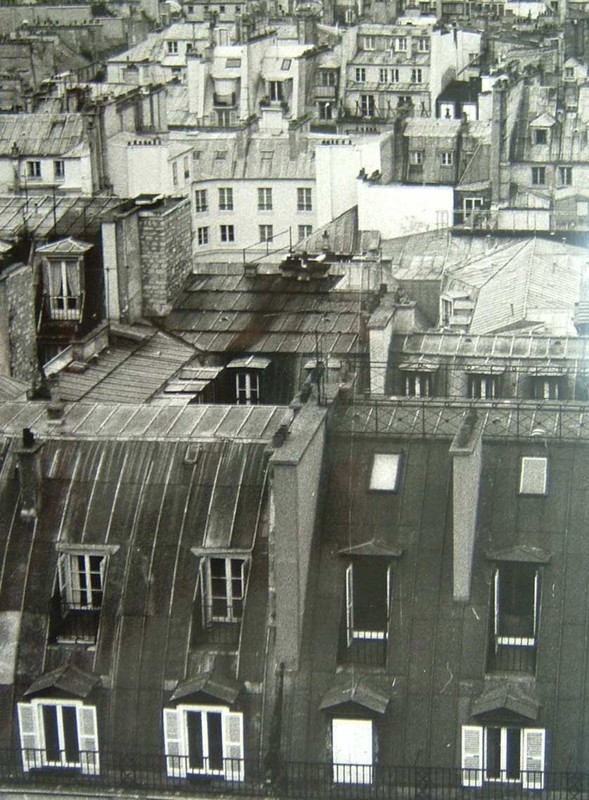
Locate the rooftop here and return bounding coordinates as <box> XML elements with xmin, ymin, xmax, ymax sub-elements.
<box><xmin>0</xmin><ymin>113</ymin><xmax>87</xmax><ymax>157</ymax></box>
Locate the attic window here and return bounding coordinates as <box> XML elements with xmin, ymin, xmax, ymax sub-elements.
<box><xmin>281</xmin><ymin>58</ymin><xmax>292</xmax><ymax>70</ymax></box>
<box><xmin>215</xmin><ymin>150</ymin><xmax>227</xmax><ymax>160</ymax></box>
<box><xmin>519</xmin><ymin>457</ymin><xmax>548</xmax><ymax>496</ymax></box>
<box><xmin>534</xmin><ymin>129</ymin><xmax>547</xmax><ymax>145</ymax></box>
<box><xmin>185</xmin><ymin>444</ymin><xmax>200</xmax><ymax>464</ymax></box>
<box><xmin>369</xmin><ymin>453</ymin><xmax>401</xmax><ymax>492</ymax></box>
<box><xmin>226</xmin><ymin>57</ymin><xmax>241</xmax><ymax>67</ymax></box>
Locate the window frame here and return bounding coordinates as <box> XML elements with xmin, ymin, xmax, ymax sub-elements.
<box><xmin>468</xmin><ymin>373</ymin><xmax>499</xmax><ymax>399</ymax></box>
<box><xmin>257</xmin><ymin>187</ymin><xmax>273</xmax><ymax>211</ymax></box>
<box><xmin>236</xmin><ymin>371</ymin><xmax>259</xmax><ymax>404</ymax></box>
<box><xmin>558</xmin><ymin>165</ymin><xmax>572</xmax><ymax>186</ymax></box>
<box><xmin>440</xmin><ymin>151</ymin><xmax>454</xmax><ymax>166</ymax></box>
<box><xmin>259</xmin><ymin>224</ymin><xmax>273</xmax><ymax>242</ymax></box>
<box><xmin>493</xmin><ymin>563</ymin><xmax>540</xmax><ymax>647</ymax></box>
<box><xmin>218</xmin><ymin>187</ymin><xmax>234</xmax><ymax>211</ymax></box>
<box><xmin>197</xmin><ymin>226</ymin><xmax>209</xmax><ymax>246</ymax></box>
<box><xmin>220</xmin><ymin>224</ymin><xmax>235</xmax><ymax>243</ymax></box>
<box><xmin>369</xmin><ymin>453</ymin><xmax>401</xmax><ymax>492</ymax></box>
<box><xmin>409</xmin><ymin>150</ymin><xmax>424</xmax><ymax>166</ymax></box>
<box><xmin>533</xmin><ymin>128</ymin><xmax>547</xmax><ymax>145</ymax></box>
<box><xmin>355</xmin><ymin>67</ymin><xmax>366</xmax><ymax>83</ymax></box>
<box><xmin>17</xmin><ymin>699</ymin><xmax>99</xmax><ymax>775</ymax></box>
<box><xmin>461</xmin><ymin>725</ymin><xmax>545</xmax><ymax>789</ymax></box>
<box><xmin>298</xmin><ymin>224</ymin><xmax>312</xmax><ymax>240</ymax></box>
<box><xmin>519</xmin><ymin>456</ymin><xmax>548</xmax><ymax>495</ymax></box>
<box><xmin>403</xmin><ymin>370</ymin><xmax>432</xmax><ymax>397</ymax></box>
<box><xmin>167</xmin><ymin>40</ymin><xmax>179</xmax><ymax>54</ymax></box>
<box><xmin>297</xmin><ymin>187</ymin><xmax>312</xmax><ymax>212</ymax></box>
<box><xmin>345</xmin><ymin>559</ymin><xmax>392</xmax><ymax>644</ymax></box>
<box><xmin>411</xmin><ymin>67</ymin><xmax>423</xmax><ymax>84</ymax></box>
<box><xmin>531</xmin><ymin>166</ymin><xmax>546</xmax><ymax>186</ymax></box>
<box><xmin>27</xmin><ymin>160</ymin><xmax>42</xmax><ymax>180</ymax></box>
<box><xmin>195</xmin><ymin>189</ymin><xmax>208</xmax><ymax>212</ymax></box>
<box><xmin>53</xmin><ymin>160</ymin><xmax>65</xmax><ymax>180</ymax></box>
<box><xmin>58</xmin><ymin>552</ymin><xmax>105</xmax><ymax>611</ymax></box>
<box><xmin>163</xmin><ymin>704</ymin><xmax>244</xmax><ymax>781</ymax></box>
<box><xmin>201</xmin><ymin>556</ymin><xmax>247</xmax><ymax>624</ymax></box>
<box><xmin>332</xmin><ymin>718</ymin><xmax>373</xmax><ymax>785</ymax></box>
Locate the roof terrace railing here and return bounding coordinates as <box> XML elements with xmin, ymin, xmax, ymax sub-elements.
<box><xmin>0</xmin><ymin>751</ymin><xmax>586</xmax><ymax>799</ymax></box>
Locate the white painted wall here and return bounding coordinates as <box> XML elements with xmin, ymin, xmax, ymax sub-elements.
<box><xmin>357</xmin><ymin>182</ymin><xmax>454</xmax><ymax>237</ymax></box>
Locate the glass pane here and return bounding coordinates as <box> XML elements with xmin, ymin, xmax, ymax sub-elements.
<box><xmin>42</xmin><ymin>706</ymin><xmax>61</xmax><ymax>763</ymax></box>
<box><xmin>187</xmin><ymin>711</ymin><xmax>204</xmax><ymax>770</ymax></box>
<box><xmin>207</xmin><ymin>712</ymin><xmax>223</xmax><ymax>771</ymax></box>
<box><xmin>62</xmin><ymin>706</ymin><xmax>80</xmax><ymax>763</ymax></box>
<box><xmin>485</xmin><ymin>728</ymin><xmax>501</xmax><ymax>779</ymax></box>
<box><xmin>506</xmin><ymin>729</ymin><xmax>521</xmax><ymax>779</ymax></box>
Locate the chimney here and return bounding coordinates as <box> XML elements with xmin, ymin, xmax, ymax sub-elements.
<box><xmin>449</xmin><ymin>409</ymin><xmax>483</xmax><ymax>602</ymax></box>
<box><xmin>16</xmin><ymin>428</ymin><xmax>43</xmax><ymax>520</ymax></box>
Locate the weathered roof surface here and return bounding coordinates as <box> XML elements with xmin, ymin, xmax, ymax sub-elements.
<box><xmin>0</xmin><ymin>114</ymin><xmax>87</xmax><ymax>157</ymax></box>
<box><xmin>0</xmin><ymin>401</ymin><xmax>289</xmax><ymax>441</ymax></box>
<box><xmin>57</xmin><ymin>330</ymin><xmax>199</xmax><ymax>404</ymax></box>
<box><xmin>0</xmin><ymin>194</ymin><xmax>122</xmax><ymax>240</ymax></box>
<box><xmin>295</xmin><ymin>206</ymin><xmax>358</xmax><ymax>254</ymax></box>
<box><xmin>405</xmin><ymin>118</ymin><xmax>461</xmax><ymax>137</ymax></box>
<box><xmin>25</xmin><ymin>664</ymin><xmax>99</xmax><ymax>698</ymax></box>
<box><xmin>400</xmin><ymin>331</ymin><xmax>589</xmax><ymax>361</ymax></box>
<box><xmin>36</xmin><ymin>237</ymin><xmax>92</xmax><ymax>256</ymax></box>
<box><xmin>0</xmin><ymin>375</ymin><xmax>27</xmax><ymax>402</ymax></box>
<box><xmin>165</xmin><ymin>271</ymin><xmax>371</xmax><ymax>355</ymax></box>
<box><xmin>191</xmin><ymin>135</ymin><xmax>315</xmax><ymax>181</ymax></box>
<box><xmin>0</xmin><ymin>423</ymin><xmax>272</xmax><ymax>749</ymax></box>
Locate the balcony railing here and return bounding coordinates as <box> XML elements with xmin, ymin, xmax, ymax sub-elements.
<box><xmin>0</xmin><ymin>751</ymin><xmax>585</xmax><ymax>798</ymax></box>
<box><xmin>314</xmin><ymin>85</ymin><xmax>337</xmax><ymax>99</ymax></box>
<box><xmin>48</xmin><ymin>596</ymin><xmax>100</xmax><ymax>645</ymax></box>
<box><xmin>191</xmin><ymin>605</ymin><xmax>241</xmax><ymax>648</ymax></box>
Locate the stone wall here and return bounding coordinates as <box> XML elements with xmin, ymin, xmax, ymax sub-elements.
<box><xmin>0</xmin><ymin>263</ymin><xmax>38</xmax><ymax>384</ymax></box>
<box><xmin>138</xmin><ymin>197</ymin><xmax>193</xmax><ymax>317</ymax></box>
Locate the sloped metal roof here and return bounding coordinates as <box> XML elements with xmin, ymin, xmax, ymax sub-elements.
<box><xmin>0</xmin><ymin>114</ymin><xmax>87</xmax><ymax>157</ymax></box>
<box><xmin>25</xmin><ymin>664</ymin><xmax>99</xmax><ymax>699</ymax></box>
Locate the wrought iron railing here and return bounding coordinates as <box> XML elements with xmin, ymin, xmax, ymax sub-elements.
<box><xmin>0</xmin><ymin>751</ymin><xmax>587</xmax><ymax>798</ymax></box>
<box><xmin>48</xmin><ymin>595</ymin><xmax>100</xmax><ymax>645</ymax></box>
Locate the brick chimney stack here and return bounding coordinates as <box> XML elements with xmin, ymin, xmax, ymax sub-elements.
<box><xmin>16</xmin><ymin>428</ymin><xmax>43</xmax><ymax>520</ymax></box>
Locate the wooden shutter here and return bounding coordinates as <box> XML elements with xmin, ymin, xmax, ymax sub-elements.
<box><xmin>345</xmin><ymin>563</ymin><xmax>354</xmax><ymax>647</ymax></box>
<box><xmin>461</xmin><ymin>726</ymin><xmax>483</xmax><ymax>787</ymax></box>
<box><xmin>493</xmin><ymin>569</ymin><xmax>500</xmax><ymax>638</ymax></box>
<box><xmin>17</xmin><ymin>703</ymin><xmax>44</xmax><ymax>772</ymax></box>
<box><xmin>522</xmin><ymin>728</ymin><xmax>545</xmax><ymax>790</ymax></box>
<box><xmin>163</xmin><ymin>708</ymin><xmax>187</xmax><ymax>778</ymax></box>
<box><xmin>77</xmin><ymin>705</ymin><xmax>100</xmax><ymax>775</ymax></box>
<box><xmin>222</xmin><ymin>712</ymin><xmax>244</xmax><ymax>782</ymax></box>
<box><xmin>533</xmin><ymin>571</ymin><xmax>540</xmax><ymax>638</ymax></box>
<box><xmin>386</xmin><ymin>564</ymin><xmax>393</xmax><ymax>623</ymax></box>
<box><xmin>57</xmin><ymin>553</ymin><xmax>71</xmax><ymax>603</ymax></box>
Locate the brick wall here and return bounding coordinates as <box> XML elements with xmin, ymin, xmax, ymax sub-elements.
<box><xmin>138</xmin><ymin>198</ymin><xmax>193</xmax><ymax>317</ymax></box>
<box><xmin>0</xmin><ymin>263</ymin><xmax>38</xmax><ymax>384</ymax></box>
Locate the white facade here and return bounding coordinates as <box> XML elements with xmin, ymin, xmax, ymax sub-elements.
<box><xmin>357</xmin><ymin>182</ymin><xmax>454</xmax><ymax>237</ymax></box>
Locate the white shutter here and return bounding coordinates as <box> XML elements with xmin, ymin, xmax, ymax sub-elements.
<box><xmin>222</xmin><ymin>712</ymin><xmax>244</xmax><ymax>782</ymax></box>
<box><xmin>57</xmin><ymin>553</ymin><xmax>72</xmax><ymax>604</ymax></box>
<box><xmin>17</xmin><ymin>703</ymin><xmax>44</xmax><ymax>772</ymax></box>
<box><xmin>163</xmin><ymin>708</ymin><xmax>187</xmax><ymax>778</ymax></box>
<box><xmin>522</xmin><ymin>728</ymin><xmax>545</xmax><ymax>790</ymax></box>
<box><xmin>461</xmin><ymin>726</ymin><xmax>483</xmax><ymax>787</ymax></box>
<box><xmin>332</xmin><ymin>718</ymin><xmax>373</xmax><ymax>785</ymax></box>
<box><xmin>533</xmin><ymin>571</ymin><xmax>540</xmax><ymax>638</ymax></box>
<box><xmin>77</xmin><ymin>705</ymin><xmax>100</xmax><ymax>775</ymax></box>
<box><xmin>493</xmin><ymin>569</ymin><xmax>500</xmax><ymax>638</ymax></box>
<box><xmin>345</xmin><ymin>563</ymin><xmax>354</xmax><ymax>647</ymax></box>
<box><xmin>386</xmin><ymin>564</ymin><xmax>392</xmax><ymax>622</ymax></box>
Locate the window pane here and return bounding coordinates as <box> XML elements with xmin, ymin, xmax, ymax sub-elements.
<box><xmin>207</xmin><ymin>712</ymin><xmax>224</xmax><ymax>771</ymax></box>
<box><xmin>62</xmin><ymin>705</ymin><xmax>80</xmax><ymax>763</ymax></box>
<box><xmin>353</xmin><ymin>559</ymin><xmax>388</xmax><ymax>633</ymax></box>
<box><xmin>485</xmin><ymin>727</ymin><xmax>501</xmax><ymax>778</ymax></box>
<box><xmin>43</xmin><ymin>706</ymin><xmax>61</xmax><ymax>763</ymax></box>
<box><xmin>187</xmin><ymin>711</ymin><xmax>204</xmax><ymax>770</ymax></box>
<box><xmin>370</xmin><ymin>453</ymin><xmax>400</xmax><ymax>491</ymax></box>
<box><xmin>519</xmin><ymin>457</ymin><xmax>547</xmax><ymax>494</ymax></box>
<box><xmin>506</xmin><ymin>729</ymin><xmax>521</xmax><ymax>779</ymax></box>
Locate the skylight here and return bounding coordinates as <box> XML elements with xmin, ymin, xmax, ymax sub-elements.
<box><xmin>370</xmin><ymin>453</ymin><xmax>401</xmax><ymax>492</ymax></box>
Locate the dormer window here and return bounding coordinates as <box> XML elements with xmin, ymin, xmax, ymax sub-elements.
<box><xmin>519</xmin><ymin>457</ymin><xmax>548</xmax><ymax>495</ymax></box>
<box><xmin>534</xmin><ymin>128</ymin><xmax>547</xmax><ymax>145</ymax></box>
<box><xmin>167</xmin><ymin>40</ymin><xmax>179</xmax><ymax>54</ymax></box>
<box><xmin>369</xmin><ymin>453</ymin><xmax>401</xmax><ymax>491</ymax></box>
<box><xmin>203</xmin><ymin>556</ymin><xmax>246</xmax><ymax>623</ymax></box>
<box><xmin>226</xmin><ymin>57</ymin><xmax>241</xmax><ymax>68</ymax></box>
<box><xmin>38</xmin><ymin>239</ymin><xmax>92</xmax><ymax>323</ymax></box>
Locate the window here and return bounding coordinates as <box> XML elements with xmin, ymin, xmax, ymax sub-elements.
<box><xmin>27</xmin><ymin>160</ymin><xmax>41</xmax><ymax>179</ymax></box>
<box><xmin>558</xmin><ymin>166</ymin><xmax>572</xmax><ymax>185</ymax></box>
<box><xmin>183</xmin><ymin>155</ymin><xmax>190</xmax><ymax>180</ymax></box>
<box><xmin>370</xmin><ymin>453</ymin><xmax>401</xmax><ymax>491</ymax></box>
<box><xmin>531</xmin><ymin>375</ymin><xmax>561</xmax><ymax>400</ymax></box>
<box><xmin>404</xmin><ymin>371</ymin><xmax>432</xmax><ymax>396</ymax></box>
<box><xmin>163</xmin><ymin>705</ymin><xmax>244</xmax><ymax>781</ymax></box>
<box><xmin>360</xmin><ymin>94</ymin><xmax>376</xmax><ymax>117</ymax></box>
<box><xmin>319</xmin><ymin>70</ymin><xmax>337</xmax><ymax>86</ymax></box>
<box><xmin>318</xmin><ymin>101</ymin><xmax>332</xmax><ymax>120</ymax></box>
<box><xmin>390</xmin><ymin>68</ymin><xmax>399</xmax><ymax>83</ymax></box>
<box><xmin>345</xmin><ymin>559</ymin><xmax>391</xmax><ymax>643</ymax></box>
<box><xmin>409</xmin><ymin>150</ymin><xmax>424</xmax><ymax>166</ymax></box>
<box><xmin>220</xmin><ymin>224</ymin><xmax>235</xmax><ymax>243</ymax></box>
<box><xmin>493</xmin><ymin>562</ymin><xmax>540</xmax><ymax>647</ymax></box>
<box><xmin>226</xmin><ymin>57</ymin><xmax>241</xmax><ymax>67</ymax></box>
<box><xmin>417</xmin><ymin>37</ymin><xmax>430</xmax><ymax>51</ymax></box>
<box><xmin>531</xmin><ymin>167</ymin><xmax>546</xmax><ymax>185</ymax></box>
<box><xmin>297</xmin><ymin>187</ymin><xmax>312</xmax><ymax>211</ymax></box>
<box><xmin>54</xmin><ymin>160</ymin><xmax>65</xmax><ymax>180</ymax></box>
<box><xmin>43</xmin><ymin>258</ymin><xmax>83</xmax><ymax>321</ymax></box>
<box><xmin>215</xmin><ymin>150</ymin><xmax>227</xmax><ymax>161</ymax></box>
<box><xmin>519</xmin><ymin>456</ymin><xmax>547</xmax><ymax>495</ymax></box>
<box><xmin>462</xmin><ymin>726</ymin><xmax>545</xmax><ymax>788</ymax></box>
<box><xmin>259</xmin><ymin>224</ymin><xmax>273</xmax><ymax>242</ymax></box>
<box><xmin>298</xmin><ymin>224</ymin><xmax>312</xmax><ymax>240</ymax></box>
<box><xmin>236</xmin><ymin>372</ymin><xmax>259</xmax><ymax>404</ymax></box>
<box><xmin>281</xmin><ymin>58</ymin><xmax>291</xmax><ymax>70</ymax></box>
<box><xmin>58</xmin><ymin>553</ymin><xmax>104</xmax><ymax>610</ymax></box>
<box><xmin>463</xmin><ymin>197</ymin><xmax>483</xmax><ymax>219</ymax></box>
<box><xmin>355</xmin><ymin>67</ymin><xmax>366</xmax><ymax>83</ymax></box>
<box><xmin>440</xmin><ymin>151</ymin><xmax>454</xmax><ymax>166</ymax></box>
<box><xmin>363</xmin><ymin>35</ymin><xmax>375</xmax><ymax>50</ymax></box>
<box><xmin>195</xmin><ymin>189</ymin><xmax>208</xmax><ymax>212</ymax></box>
<box><xmin>564</xmin><ymin>66</ymin><xmax>575</xmax><ymax>80</ymax></box>
<box><xmin>257</xmin><ymin>187</ymin><xmax>272</xmax><ymax>210</ymax></box>
<box><xmin>268</xmin><ymin>81</ymin><xmax>284</xmax><ymax>102</ymax></box>
<box><xmin>197</xmin><ymin>226</ymin><xmax>209</xmax><ymax>246</ymax></box>
<box><xmin>411</xmin><ymin>68</ymin><xmax>423</xmax><ymax>84</ymax></box>
<box><xmin>379</xmin><ymin>68</ymin><xmax>388</xmax><ymax>83</ymax></box>
<box><xmin>332</xmin><ymin>718</ymin><xmax>373</xmax><ymax>785</ymax></box>
<box><xmin>167</xmin><ymin>40</ymin><xmax>179</xmax><ymax>54</ymax></box>
<box><xmin>394</xmin><ymin>36</ymin><xmax>407</xmax><ymax>50</ymax></box>
<box><xmin>18</xmin><ymin>700</ymin><xmax>99</xmax><ymax>774</ymax></box>
<box><xmin>172</xmin><ymin>162</ymin><xmax>178</xmax><ymax>187</ymax></box>
<box><xmin>219</xmin><ymin>187</ymin><xmax>233</xmax><ymax>210</ymax></box>
<box><xmin>202</xmin><ymin>556</ymin><xmax>246</xmax><ymax>623</ymax></box>
<box><xmin>534</xmin><ymin>128</ymin><xmax>547</xmax><ymax>145</ymax></box>
<box><xmin>468</xmin><ymin>373</ymin><xmax>499</xmax><ymax>399</ymax></box>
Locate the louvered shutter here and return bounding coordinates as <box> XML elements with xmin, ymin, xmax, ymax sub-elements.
<box><xmin>345</xmin><ymin>563</ymin><xmax>354</xmax><ymax>647</ymax></box>
<box><xmin>222</xmin><ymin>712</ymin><xmax>244</xmax><ymax>782</ymax></box>
<box><xmin>163</xmin><ymin>708</ymin><xmax>187</xmax><ymax>778</ymax></box>
<box><xmin>17</xmin><ymin>703</ymin><xmax>44</xmax><ymax>772</ymax></box>
<box><xmin>57</xmin><ymin>553</ymin><xmax>71</xmax><ymax>604</ymax></box>
<box><xmin>493</xmin><ymin>569</ymin><xmax>500</xmax><ymax>638</ymax></box>
<box><xmin>77</xmin><ymin>705</ymin><xmax>100</xmax><ymax>775</ymax></box>
<box><xmin>522</xmin><ymin>728</ymin><xmax>545</xmax><ymax>790</ymax></box>
<box><xmin>461</xmin><ymin>726</ymin><xmax>483</xmax><ymax>787</ymax></box>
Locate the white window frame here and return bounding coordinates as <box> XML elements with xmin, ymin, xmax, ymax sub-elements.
<box><xmin>519</xmin><ymin>456</ymin><xmax>548</xmax><ymax>495</ymax></box>
<box><xmin>395</xmin><ymin>36</ymin><xmax>407</xmax><ymax>51</ymax></box>
<box><xmin>163</xmin><ymin>705</ymin><xmax>244</xmax><ymax>781</ymax></box>
<box><xmin>558</xmin><ymin>166</ymin><xmax>572</xmax><ymax>186</ymax></box>
<box><xmin>54</xmin><ymin>160</ymin><xmax>65</xmax><ymax>180</ymax></box>
<box><xmin>332</xmin><ymin>718</ymin><xmax>373</xmax><ymax>784</ymax></box>
<box><xmin>468</xmin><ymin>374</ymin><xmax>499</xmax><ymax>399</ymax></box>
<box><xmin>219</xmin><ymin>187</ymin><xmax>234</xmax><ymax>211</ymax></box>
<box><xmin>417</xmin><ymin>37</ymin><xmax>430</xmax><ymax>51</ymax></box>
<box><xmin>18</xmin><ymin>700</ymin><xmax>99</xmax><ymax>775</ymax></box>
<box><xmin>355</xmin><ymin>67</ymin><xmax>366</xmax><ymax>83</ymax></box>
<box><xmin>440</xmin><ymin>151</ymin><xmax>454</xmax><ymax>166</ymax></box>
<box><xmin>404</xmin><ymin>371</ymin><xmax>431</xmax><ymax>397</ymax></box>
<box><xmin>197</xmin><ymin>226</ymin><xmax>209</xmax><ymax>246</ymax></box>
<box><xmin>360</xmin><ymin>94</ymin><xmax>376</xmax><ymax>117</ymax></box>
<box><xmin>297</xmin><ymin>187</ymin><xmax>312</xmax><ymax>212</ymax></box>
<box><xmin>46</xmin><ymin>259</ymin><xmax>83</xmax><ymax>320</ymax></box>
<box><xmin>58</xmin><ymin>552</ymin><xmax>105</xmax><ymax>610</ymax></box>
<box><xmin>298</xmin><ymin>224</ymin><xmax>312</xmax><ymax>240</ymax></box>
<box><xmin>461</xmin><ymin>726</ymin><xmax>545</xmax><ymax>789</ymax></box>
<box><xmin>259</xmin><ymin>224</ymin><xmax>273</xmax><ymax>242</ymax></box>
<box><xmin>409</xmin><ymin>150</ymin><xmax>424</xmax><ymax>166</ymax></box>
<box><xmin>220</xmin><ymin>224</ymin><xmax>235</xmax><ymax>243</ymax></box>
<box><xmin>531</xmin><ymin>166</ymin><xmax>546</xmax><ymax>186</ymax></box>
<box><xmin>27</xmin><ymin>160</ymin><xmax>42</xmax><ymax>179</ymax></box>
<box><xmin>411</xmin><ymin>68</ymin><xmax>423</xmax><ymax>84</ymax></box>
<box><xmin>167</xmin><ymin>40</ymin><xmax>179</xmax><ymax>53</ymax></box>
<box><xmin>202</xmin><ymin>556</ymin><xmax>247</xmax><ymax>624</ymax></box>
<box><xmin>195</xmin><ymin>189</ymin><xmax>208</xmax><ymax>212</ymax></box>
<box><xmin>257</xmin><ymin>187</ymin><xmax>272</xmax><ymax>211</ymax></box>
<box><xmin>363</xmin><ymin>35</ymin><xmax>375</xmax><ymax>50</ymax></box>
<box><xmin>390</xmin><ymin>68</ymin><xmax>400</xmax><ymax>83</ymax></box>
<box><xmin>236</xmin><ymin>371</ymin><xmax>259</xmax><ymax>404</ymax></box>
<box><xmin>345</xmin><ymin>560</ymin><xmax>392</xmax><ymax>643</ymax></box>
<box><xmin>379</xmin><ymin>68</ymin><xmax>388</xmax><ymax>83</ymax></box>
